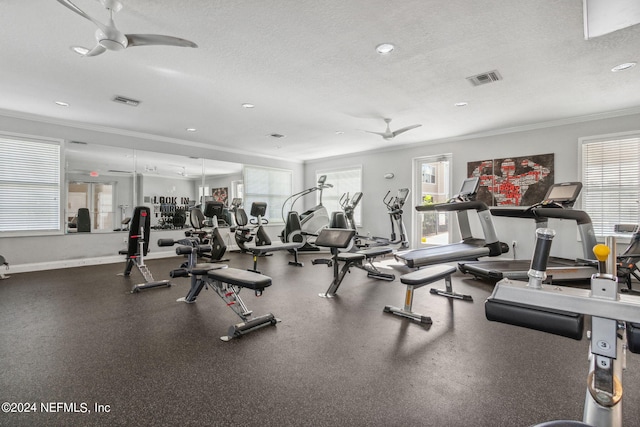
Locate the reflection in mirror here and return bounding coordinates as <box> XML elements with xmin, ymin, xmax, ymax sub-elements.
<box><xmin>201</xmin><ymin>158</ymin><xmax>244</xmax><ymax>227</ymax></box>
<box><xmin>134</xmin><ymin>151</ymin><xmax>243</xmax><ymax>230</ymax></box>
<box><xmin>64</xmin><ymin>141</ymin><xmax>243</xmax><ymax>234</ymax></box>
<box><xmin>65</xmin><ymin>142</ymin><xmax>134</xmax><ymax>233</ymax></box>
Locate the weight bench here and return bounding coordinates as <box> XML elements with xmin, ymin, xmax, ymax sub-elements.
<box><xmin>245</xmin><ymin>241</ymin><xmax>304</xmax><ymax>274</ymax></box>
<box><xmin>234</xmin><ymin>204</ymin><xmax>305</xmax><ymax>273</ymax></box>
<box><xmin>165</xmin><ymin>238</ymin><xmax>279</xmax><ymax>341</ymax></box>
<box><xmin>313</xmin><ymin>228</ymin><xmax>395</xmax><ymax>297</ymax></box>
<box><xmin>0</xmin><ymin>255</ymin><xmax>9</xmax><ymax>280</ymax></box>
<box><xmin>354</xmin><ymin>247</ymin><xmax>396</xmax><ymax>281</ymax></box>
<box><xmin>120</xmin><ymin>206</ymin><xmax>171</xmax><ymax>293</ymax></box>
<box><xmin>383</xmin><ymin>264</ymin><xmax>458</xmax><ymax>325</ymax></box>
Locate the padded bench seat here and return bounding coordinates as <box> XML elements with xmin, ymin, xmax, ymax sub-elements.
<box><xmin>628</xmin><ymin>322</ymin><xmax>640</xmax><ymax>354</ymax></box>
<box><xmin>336</xmin><ymin>252</ymin><xmax>367</xmax><ymax>262</ymax></box>
<box><xmin>357</xmin><ymin>247</ymin><xmax>393</xmax><ymax>258</ymax></box>
<box><xmin>401</xmin><ymin>264</ymin><xmax>457</xmax><ymax>288</ymax></box>
<box><xmin>190</xmin><ymin>263</ymin><xmax>225</xmax><ymax>276</ymax></box>
<box><xmin>385</xmin><ymin>263</ymin><xmax>469</xmax><ymax>325</ymax></box>
<box><xmin>208</xmin><ymin>267</ymin><xmax>272</xmax><ymax>291</ymax></box>
<box><xmin>249</xmin><ymin>241</ymin><xmax>304</xmax><ymax>255</ymax></box>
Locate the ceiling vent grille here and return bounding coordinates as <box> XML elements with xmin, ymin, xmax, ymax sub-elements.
<box><xmin>466</xmin><ymin>70</ymin><xmax>502</xmax><ymax>86</ymax></box>
<box><xmin>112</xmin><ymin>95</ymin><xmax>141</xmax><ymax>107</ymax></box>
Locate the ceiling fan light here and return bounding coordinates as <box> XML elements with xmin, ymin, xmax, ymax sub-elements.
<box><xmin>70</xmin><ymin>46</ymin><xmax>90</xmax><ymax>55</ymax></box>
<box><xmin>611</xmin><ymin>62</ymin><xmax>636</xmax><ymax>72</ymax></box>
<box><xmin>376</xmin><ymin>43</ymin><xmax>395</xmax><ymax>54</ymax></box>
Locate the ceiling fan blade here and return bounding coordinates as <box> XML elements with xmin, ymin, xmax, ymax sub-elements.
<box><xmin>126</xmin><ymin>34</ymin><xmax>198</xmax><ymax>48</ymax></box>
<box><xmin>56</xmin><ymin>0</ymin><xmax>105</xmax><ymax>28</ymax></box>
<box><xmin>364</xmin><ymin>130</ymin><xmax>389</xmax><ymax>138</ymax></box>
<box><xmin>392</xmin><ymin>124</ymin><xmax>422</xmax><ymax>137</ymax></box>
<box><xmin>84</xmin><ymin>44</ymin><xmax>107</xmax><ymax>57</ymax></box>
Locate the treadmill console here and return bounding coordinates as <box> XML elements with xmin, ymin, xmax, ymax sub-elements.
<box><xmin>537</xmin><ymin>182</ymin><xmax>582</xmax><ymax>208</ymax></box>
<box><xmin>450</xmin><ymin>177</ymin><xmax>480</xmax><ymax>202</ymax></box>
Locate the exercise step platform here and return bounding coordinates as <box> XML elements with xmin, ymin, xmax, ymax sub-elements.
<box><xmin>384</xmin><ymin>264</ymin><xmax>461</xmax><ymax>325</ymax></box>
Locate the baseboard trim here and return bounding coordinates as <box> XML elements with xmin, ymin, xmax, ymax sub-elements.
<box><xmin>6</xmin><ymin>250</ymin><xmax>178</xmax><ymax>274</ymax></box>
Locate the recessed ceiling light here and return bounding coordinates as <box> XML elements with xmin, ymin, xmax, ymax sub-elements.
<box><xmin>70</xmin><ymin>46</ymin><xmax>89</xmax><ymax>56</ymax></box>
<box><xmin>55</xmin><ymin>101</ymin><xmax>69</xmax><ymax>107</ymax></box>
<box><xmin>242</xmin><ymin>103</ymin><xmax>255</xmax><ymax>109</ymax></box>
<box><xmin>186</xmin><ymin>128</ymin><xmax>197</xmax><ymax>132</ymax></box>
<box><xmin>335</xmin><ymin>131</ymin><xmax>345</xmax><ymax>135</ymax></box>
<box><xmin>611</xmin><ymin>62</ymin><xmax>637</xmax><ymax>72</ymax></box>
<box><xmin>376</xmin><ymin>43</ymin><xmax>395</xmax><ymax>54</ymax></box>
<box><xmin>455</xmin><ymin>102</ymin><xmax>469</xmax><ymax>107</ymax></box>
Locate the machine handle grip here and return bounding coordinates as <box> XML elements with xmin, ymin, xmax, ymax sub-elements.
<box><xmin>530</xmin><ymin>228</ymin><xmax>556</xmax><ymax>272</ymax></box>
<box><xmin>197</xmin><ymin>244</ymin><xmax>213</xmax><ymax>254</ymax></box>
<box><xmin>176</xmin><ymin>246</ymin><xmax>194</xmax><ymax>255</ymax></box>
<box><xmin>593</xmin><ymin>243</ymin><xmax>610</xmax><ymax>275</ymax></box>
<box><xmin>170</xmin><ymin>268</ymin><xmax>189</xmax><ymax>278</ymax></box>
<box><xmin>158</xmin><ymin>239</ymin><xmax>176</xmax><ymax>247</ymax></box>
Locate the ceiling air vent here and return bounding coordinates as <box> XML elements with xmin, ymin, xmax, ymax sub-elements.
<box><xmin>466</xmin><ymin>70</ymin><xmax>502</xmax><ymax>86</ymax></box>
<box><xmin>112</xmin><ymin>95</ymin><xmax>141</xmax><ymax>107</ymax></box>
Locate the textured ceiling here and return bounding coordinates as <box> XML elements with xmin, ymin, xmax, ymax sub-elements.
<box><xmin>1</xmin><ymin>0</ymin><xmax>639</xmax><ymax>162</ymax></box>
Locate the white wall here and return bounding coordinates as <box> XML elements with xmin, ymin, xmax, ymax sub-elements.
<box><xmin>0</xmin><ymin>113</ymin><xmax>304</xmax><ymax>273</ymax></box>
<box><xmin>304</xmin><ymin>112</ymin><xmax>640</xmax><ymax>261</ymax></box>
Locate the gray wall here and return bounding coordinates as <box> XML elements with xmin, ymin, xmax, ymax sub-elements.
<box><xmin>0</xmin><ymin>113</ymin><xmax>303</xmax><ymax>272</ymax></box>
<box><xmin>304</xmin><ymin>112</ymin><xmax>640</xmax><ymax>261</ymax></box>
<box><xmin>2</xmin><ymin>110</ymin><xmax>639</xmax><ymax>272</ymax></box>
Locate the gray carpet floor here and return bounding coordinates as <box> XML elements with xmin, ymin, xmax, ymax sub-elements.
<box><xmin>1</xmin><ymin>250</ymin><xmax>639</xmax><ymax>426</ymax></box>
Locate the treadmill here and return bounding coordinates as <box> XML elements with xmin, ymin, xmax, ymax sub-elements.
<box><xmin>395</xmin><ymin>177</ymin><xmax>506</xmax><ymax>268</ymax></box>
<box><xmin>458</xmin><ymin>182</ymin><xmax>598</xmax><ymax>283</ymax></box>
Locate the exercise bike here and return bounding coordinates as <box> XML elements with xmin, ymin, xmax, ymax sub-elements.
<box><xmin>185</xmin><ymin>201</ymin><xmax>228</xmax><ymax>263</ymax></box>
<box><xmin>486</xmin><ymin>229</ymin><xmax>640</xmax><ymax>426</ymax></box>
<box><xmin>281</xmin><ymin>175</ymin><xmax>333</xmax><ymax>251</ymax></box>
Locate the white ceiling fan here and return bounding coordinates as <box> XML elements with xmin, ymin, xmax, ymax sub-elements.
<box><xmin>364</xmin><ymin>118</ymin><xmax>422</xmax><ymax>140</ymax></box>
<box><xmin>56</xmin><ymin>0</ymin><xmax>198</xmax><ymax>57</ymax></box>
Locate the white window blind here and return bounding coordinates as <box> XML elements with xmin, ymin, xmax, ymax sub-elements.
<box><xmin>0</xmin><ymin>136</ymin><xmax>61</xmax><ymax>232</ymax></box>
<box><xmin>243</xmin><ymin>166</ymin><xmax>292</xmax><ymax>223</ymax></box>
<box><xmin>582</xmin><ymin>135</ymin><xmax>640</xmax><ymax>237</ymax></box>
<box><xmin>317</xmin><ymin>166</ymin><xmax>362</xmax><ymax>225</ymax></box>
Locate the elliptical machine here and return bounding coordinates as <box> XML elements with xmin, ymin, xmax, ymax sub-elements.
<box><xmin>360</xmin><ymin>188</ymin><xmax>410</xmax><ymax>249</ymax></box>
<box><xmin>281</xmin><ymin>175</ymin><xmax>333</xmax><ymax>251</ymax></box>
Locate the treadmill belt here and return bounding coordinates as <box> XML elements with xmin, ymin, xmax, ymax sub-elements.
<box><xmin>395</xmin><ymin>242</ymin><xmax>490</xmax><ymax>268</ymax></box>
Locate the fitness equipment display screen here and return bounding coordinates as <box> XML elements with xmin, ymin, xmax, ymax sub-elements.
<box><xmin>542</xmin><ymin>182</ymin><xmax>582</xmax><ymax>205</ymax></box>
<box><xmin>459</xmin><ymin>177</ymin><xmax>480</xmax><ymax>197</ymax></box>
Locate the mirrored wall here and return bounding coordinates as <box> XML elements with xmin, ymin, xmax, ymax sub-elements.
<box><xmin>64</xmin><ymin>142</ymin><xmax>243</xmax><ymax>233</ymax></box>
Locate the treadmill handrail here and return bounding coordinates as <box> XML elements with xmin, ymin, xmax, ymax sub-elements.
<box><xmin>416</xmin><ymin>200</ymin><xmax>489</xmax><ymax>213</ymax></box>
<box><xmin>491</xmin><ymin>207</ymin><xmax>593</xmax><ymax>226</ymax></box>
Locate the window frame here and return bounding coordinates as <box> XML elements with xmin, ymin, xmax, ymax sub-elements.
<box><xmin>579</xmin><ymin>131</ymin><xmax>640</xmax><ymax>239</ymax></box>
<box><xmin>242</xmin><ymin>165</ymin><xmax>292</xmax><ymax>224</ymax></box>
<box><xmin>0</xmin><ymin>132</ymin><xmax>63</xmax><ymax>237</ymax></box>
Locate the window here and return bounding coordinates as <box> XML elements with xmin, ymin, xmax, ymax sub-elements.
<box><xmin>67</xmin><ymin>182</ymin><xmax>115</xmax><ymax>232</ymax></box>
<box><xmin>316</xmin><ymin>166</ymin><xmax>362</xmax><ymax>225</ymax></box>
<box><xmin>581</xmin><ymin>134</ymin><xmax>640</xmax><ymax>237</ymax></box>
<box><xmin>422</xmin><ymin>164</ymin><xmax>436</xmax><ymax>184</ymax></box>
<box><xmin>243</xmin><ymin>166</ymin><xmax>292</xmax><ymax>223</ymax></box>
<box><xmin>198</xmin><ymin>185</ymin><xmax>210</xmax><ymax>204</ymax></box>
<box><xmin>413</xmin><ymin>154</ymin><xmax>452</xmax><ymax>247</ymax></box>
<box><xmin>0</xmin><ymin>134</ymin><xmax>61</xmax><ymax>233</ymax></box>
